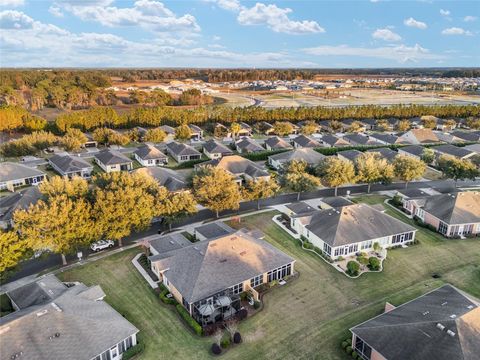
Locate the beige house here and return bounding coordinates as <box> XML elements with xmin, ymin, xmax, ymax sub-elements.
<box><xmin>398</xmin><ymin>128</ymin><xmax>441</xmax><ymax>144</ymax></box>
<box><xmin>94</xmin><ymin>149</ymin><xmax>133</xmax><ymax>173</ymax></box>
<box><xmin>0</xmin><ymin>162</ymin><xmax>46</xmax><ymax>191</ymax></box>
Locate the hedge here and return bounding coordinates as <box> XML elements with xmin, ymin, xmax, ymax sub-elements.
<box><xmin>159</xmin><ymin>286</ymin><xmax>177</xmax><ymax>305</ymax></box>
<box><xmin>314</xmin><ymin>143</ymin><xmax>408</xmax><ymax>156</ymax></box>
<box><xmin>241</xmin><ymin>148</ymin><xmax>289</xmax><ymax>161</ymax></box>
<box><xmin>172</xmin><ymin>158</ymin><xmax>208</xmax><ymax>169</ymax></box>
<box><xmin>176</xmin><ymin>304</ymin><xmax>203</xmax><ymax>336</ymax></box>
<box><xmin>122</xmin><ymin>342</ymin><xmax>145</xmax><ymax>360</ymax></box>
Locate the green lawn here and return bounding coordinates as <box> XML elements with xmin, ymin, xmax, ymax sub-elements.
<box><xmin>57</xmin><ymin>198</ymin><xmax>480</xmax><ymax>360</ymax></box>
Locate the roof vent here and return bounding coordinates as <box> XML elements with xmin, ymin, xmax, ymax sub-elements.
<box><xmin>422</xmin><ymin>311</ymin><xmax>429</xmax><ymax>316</ymax></box>
<box><xmin>51</xmin><ymin>303</ymin><xmax>62</xmax><ymax>312</ymax></box>
<box><xmin>441</xmin><ymin>301</ymin><xmax>448</xmax><ymax>306</ymax></box>
<box><xmin>36</xmin><ymin>310</ymin><xmax>48</xmax><ymax>317</ymax></box>
<box><xmin>467</xmin><ymin>305</ymin><xmax>474</xmax><ymax>309</ymax></box>
<box><xmin>436</xmin><ymin>323</ymin><xmax>445</xmax><ymax>331</ymax></box>
<box><xmin>449</xmin><ymin>314</ymin><xmax>456</xmax><ymax>319</ymax></box>
<box><xmin>10</xmin><ymin>351</ymin><xmax>23</xmax><ymax>359</ymax></box>
<box><xmin>193</xmin><ymin>246</ymin><xmax>199</xmax><ymax>250</ymax></box>
<box><xmin>446</xmin><ymin>330</ymin><xmax>456</xmax><ymax>337</ymax></box>
<box><xmin>169</xmin><ymin>240</ymin><xmax>174</xmax><ymax>245</ymax></box>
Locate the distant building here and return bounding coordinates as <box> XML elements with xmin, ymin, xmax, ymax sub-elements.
<box><xmin>321</xmin><ymin>134</ymin><xmax>350</xmax><ymax>148</ymax></box>
<box><xmin>133</xmin><ymin>167</ymin><xmax>187</xmax><ymax>192</ymax></box>
<box><xmin>397</xmin><ymin>145</ymin><xmax>426</xmax><ymax>160</ymax></box>
<box><xmin>203</xmin><ymin>139</ymin><xmax>234</xmax><ymax>159</ymax></box>
<box><xmin>292</xmin><ymin>134</ymin><xmax>322</xmax><ymax>149</ymax></box>
<box><xmin>398</xmin><ymin>128</ymin><xmax>441</xmax><ymax>144</ymax></box>
<box><xmin>432</xmin><ymin>144</ymin><xmax>476</xmax><ymax>160</ymax></box>
<box><xmin>165</xmin><ymin>141</ymin><xmax>202</xmax><ymax>163</ymax></box>
<box><xmin>264</xmin><ymin>136</ymin><xmax>293</xmax><ymax>151</ymax></box>
<box><xmin>343</xmin><ymin>134</ymin><xmax>382</xmax><ymax>146</ymax></box>
<box><xmin>337</xmin><ymin>149</ymin><xmax>363</xmax><ymax>163</ymax></box>
<box><xmin>235</xmin><ymin>137</ymin><xmax>264</xmax><ymax>154</ymax></box>
<box><xmin>268</xmin><ymin>148</ymin><xmax>326</xmax><ymax>170</ymax></box>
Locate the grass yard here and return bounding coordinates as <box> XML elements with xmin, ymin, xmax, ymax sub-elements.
<box><xmin>57</xmin><ymin>196</ymin><xmax>480</xmax><ymax>360</ymax></box>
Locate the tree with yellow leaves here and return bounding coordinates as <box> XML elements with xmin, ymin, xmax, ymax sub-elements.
<box><xmin>273</xmin><ymin>121</ymin><xmax>294</xmax><ymax>136</ymax></box>
<box><xmin>193</xmin><ymin>166</ymin><xmax>241</xmax><ymax>218</ymax></box>
<box><xmin>393</xmin><ymin>155</ymin><xmax>426</xmax><ymax>188</ymax></box>
<box><xmin>355</xmin><ymin>152</ymin><xmax>394</xmax><ymax>193</ymax></box>
<box><xmin>301</xmin><ymin>121</ymin><xmax>318</xmax><ymax>135</ymax></box>
<box><xmin>0</xmin><ymin>231</ymin><xmax>27</xmax><ymax>273</ymax></box>
<box><xmin>61</xmin><ymin>128</ymin><xmax>88</xmax><ymax>152</ymax></box>
<box><xmin>230</xmin><ymin>122</ymin><xmax>241</xmax><ymax>139</ymax></box>
<box><xmin>144</xmin><ymin>128</ymin><xmax>167</xmax><ymax>143</ymax></box>
<box><xmin>282</xmin><ymin>160</ymin><xmax>321</xmax><ymax>201</ymax></box>
<box><xmin>317</xmin><ymin>157</ymin><xmax>356</xmax><ymax>196</ymax></box>
<box><xmin>158</xmin><ymin>190</ymin><xmax>197</xmax><ymax>231</ymax></box>
<box><xmin>175</xmin><ymin>124</ymin><xmax>192</xmax><ymax>141</ymax></box>
<box><xmin>243</xmin><ymin>178</ymin><xmax>280</xmax><ymax>210</ymax></box>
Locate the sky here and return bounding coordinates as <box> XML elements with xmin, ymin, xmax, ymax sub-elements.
<box><xmin>0</xmin><ymin>0</ymin><xmax>478</xmax><ymax>68</ymax></box>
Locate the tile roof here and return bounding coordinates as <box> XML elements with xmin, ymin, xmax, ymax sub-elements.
<box><xmin>94</xmin><ymin>149</ymin><xmax>131</xmax><ymax>165</ymax></box>
<box><xmin>133</xmin><ymin>144</ymin><xmax>168</xmax><ymax>160</ymax></box>
<box><xmin>0</xmin><ymin>162</ymin><xmax>45</xmax><ymax>183</ymax></box>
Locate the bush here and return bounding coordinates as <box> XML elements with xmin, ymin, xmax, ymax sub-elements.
<box><xmin>346</xmin><ymin>261</ymin><xmax>360</xmax><ymax>276</ymax></box>
<box><xmin>122</xmin><ymin>342</ymin><xmax>145</xmax><ymax>360</ymax></box>
<box><xmin>236</xmin><ymin>308</ymin><xmax>248</xmax><ymax>320</ymax></box>
<box><xmin>233</xmin><ymin>332</ymin><xmax>242</xmax><ymax>344</ymax></box>
<box><xmin>175</xmin><ymin>304</ymin><xmax>203</xmax><ymax>336</ymax></box>
<box><xmin>391</xmin><ymin>195</ymin><xmax>403</xmax><ymax>207</ymax></box>
<box><xmin>341</xmin><ymin>341</ymin><xmax>349</xmax><ymax>349</ymax></box>
<box><xmin>357</xmin><ymin>256</ymin><xmax>369</xmax><ymax>266</ymax></box>
<box><xmin>242</xmin><ymin>149</ymin><xmax>289</xmax><ymax>161</ymax></box>
<box><xmin>211</xmin><ymin>343</ymin><xmax>222</xmax><ymax>355</ymax></box>
<box><xmin>352</xmin><ymin>351</ymin><xmax>358</xmax><ymax>359</ymax></box>
<box><xmin>159</xmin><ymin>288</ymin><xmax>177</xmax><ymax>305</ymax></box>
<box><xmin>239</xmin><ymin>292</ymin><xmax>249</xmax><ymax>301</ymax></box>
<box><xmin>173</xmin><ymin>158</ymin><xmax>208</xmax><ymax>169</ymax></box>
<box><xmin>346</xmin><ymin>338</ymin><xmax>352</xmax><ymax>345</ymax></box>
<box><xmin>253</xmin><ymin>300</ymin><xmax>261</xmax><ymax>309</ymax></box>
<box><xmin>368</xmin><ymin>257</ymin><xmax>381</xmax><ymax>271</ymax></box>
<box><xmin>337</xmin><ymin>256</ymin><xmax>344</xmax><ymax>261</ymax></box>
<box><xmin>346</xmin><ymin>345</ymin><xmax>353</xmax><ymax>355</ymax></box>
<box><xmin>220</xmin><ymin>334</ymin><xmax>231</xmax><ymax>349</ymax></box>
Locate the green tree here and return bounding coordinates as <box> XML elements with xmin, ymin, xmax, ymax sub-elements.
<box><xmin>346</xmin><ymin>261</ymin><xmax>360</xmax><ymax>276</ymax></box>
<box><xmin>282</xmin><ymin>160</ymin><xmax>321</xmax><ymax>201</ymax></box>
<box><xmin>393</xmin><ymin>155</ymin><xmax>426</xmax><ymax>188</ymax></box>
<box><xmin>368</xmin><ymin>257</ymin><xmax>381</xmax><ymax>271</ymax></box>
<box><xmin>144</xmin><ymin>128</ymin><xmax>167</xmax><ymax>143</ymax></box>
<box><xmin>158</xmin><ymin>190</ymin><xmax>197</xmax><ymax>231</ymax></box>
<box><xmin>175</xmin><ymin>124</ymin><xmax>192</xmax><ymax>141</ymax></box>
<box><xmin>273</xmin><ymin>121</ymin><xmax>294</xmax><ymax>136</ymax></box>
<box><xmin>0</xmin><ymin>231</ymin><xmax>27</xmax><ymax>273</ymax></box>
<box><xmin>355</xmin><ymin>152</ymin><xmax>394</xmax><ymax>193</ymax></box>
<box><xmin>420</xmin><ymin>148</ymin><xmax>435</xmax><ymax>164</ymax></box>
<box><xmin>243</xmin><ymin>178</ymin><xmax>280</xmax><ymax>210</ymax></box>
<box><xmin>317</xmin><ymin>157</ymin><xmax>356</xmax><ymax>196</ymax></box>
<box><xmin>193</xmin><ymin>166</ymin><xmax>241</xmax><ymax>218</ymax></box>
<box><xmin>437</xmin><ymin>155</ymin><xmax>479</xmax><ymax>187</ymax></box>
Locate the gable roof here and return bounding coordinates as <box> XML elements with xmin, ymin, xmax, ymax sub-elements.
<box><xmin>133</xmin><ymin>167</ymin><xmax>186</xmax><ymax>192</ymax></box>
<box><xmin>235</xmin><ymin>137</ymin><xmax>263</xmax><ymax>152</ymax></box>
<box><xmin>403</xmin><ymin>128</ymin><xmax>441</xmax><ymax>143</ymax></box>
<box><xmin>366</xmin><ymin>147</ymin><xmax>398</xmax><ymax>162</ymax></box>
<box><xmin>133</xmin><ymin>144</ymin><xmax>168</xmax><ymax>160</ymax></box>
<box><xmin>350</xmin><ymin>284</ymin><xmax>480</xmax><ymax>360</ymax></box>
<box><xmin>203</xmin><ymin>139</ymin><xmax>233</xmax><ymax>155</ymax></box>
<box><xmin>269</xmin><ymin>148</ymin><xmax>326</xmax><ymax>166</ymax></box>
<box><xmin>343</xmin><ymin>134</ymin><xmax>382</xmax><ymax>146</ymax></box>
<box><xmin>285</xmin><ymin>201</ymin><xmax>316</xmax><ymax>215</ymax></box>
<box><xmin>264</xmin><ymin>136</ymin><xmax>293</xmax><ymax>150</ymax></box>
<box><xmin>194</xmin><ymin>221</ymin><xmax>235</xmax><ymax>239</ymax></box>
<box><xmin>49</xmin><ymin>154</ymin><xmax>93</xmax><ymax>174</ymax></box>
<box><xmin>149</xmin><ymin>233</ymin><xmax>192</xmax><ymax>254</ymax></box>
<box><xmin>337</xmin><ymin>149</ymin><xmax>363</xmax><ymax>162</ymax></box>
<box><xmin>295</xmin><ymin>204</ymin><xmax>416</xmax><ymax>247</ymax></box>
<box><xmin>321</xmin><ymin>134</ymin><xmax>349</xmax><ymax>147</ymax></box>
<box><xmin>94</xmin><ymin>149</ymin><xmax>131</xmax><ymax>165</ymax></box>
<box><xmin>421</xmin><ymin>192</ymin><xmax>480</xmax><ymax>224</ymax></box>
<box><xmin>400</xmin><ymin>145</ymin><xmax>425</xmax><ymax>157</ymax></box>
<box><xmin>150</xmin><ymin>230</ymin><xmax>294</xmax><ymax>304</ymax></box>
<box><xmin>369</xmin><ymin>133</ymin><xmax>409</xmax><ymax>145</ymax></box>
<box><xmin>188</xmin><ymin>124</ymin><xmax>203</xmax><ymax>133</ymax></box>
<box><xmin>0</xmin><ymin>162</ymin><xmax>45</xmax><ymax>183</ymax></box>
<box><xmin>166</xmin><ymin>141</ymin><xmax>201</xmax><ymax>156</ymax></box>
<box><xmin>449</xmin><ymin>131</ymin><xmax>480</xmax><ymax>142</ymax></box>
<box><xmin>201</xmin><ymin>155</ymin><xmax>269</xmax><ymax>179</ymax></box>
<box><xmin>0</xmin><ymin>187</ymin><xmax>42</xmax><ymax>224</ymax></box>
<box><xmin>292</xmin><ymin>134</ymin><xmax>322</xmax><ymax>148</ymax></box>
<box><xmin>159</xmin><ymin>125</ymin><xmax>175</xmax><ymax>135</ymax></box>
<box><xmin>433</xmin><ymin>144</ymin><xmax>475</xmax><ymax>159</ymax></box>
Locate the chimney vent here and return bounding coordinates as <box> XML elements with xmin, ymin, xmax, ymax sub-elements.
<box><xmin>436</xmin><ymin>323</ymin><xmax>445</xmax><ymax>331</ymax></box>
<box><xmin>446</xmin><ymin>330</ymin><xmax>456</xmax><ymax>337</ymax></box>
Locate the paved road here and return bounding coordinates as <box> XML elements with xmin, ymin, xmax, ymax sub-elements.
<box><xmin>4</xmin><ymin>178</ymin><xmax>479</xmax><ymax>284</ymax></box>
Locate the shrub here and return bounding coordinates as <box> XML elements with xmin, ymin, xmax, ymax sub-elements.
<box><xmin>233</xmin><ymin>332</ymin><xmax>242</xmax><ymax>344</ymax></box>
<box><xmin>242</xmin><ymin>149</ymin><xmax>289</xmax><ymax>161</ymax></box>
<box><xmin>175</xmin><ymin>304</ymin><xmax>203</xmax><ymax>336</ymax></box>
<box><xmin>159</xmin><ymin>288</ymin><xmax>177</xmax><ymax>305</ymax></box>
<box><xmin>357</xmin><ymin>256</ymin><xmax>369</xmax><ymax>266</ymax></box>
<box><xmin>346</xmin><ymin>345</ymin><xmax>353</xmax><ymax>355</ymax></box>
<box><xmin>341</xmin><ymin>341</ymin><xmax>349</xmax><ymax>349</ymax></box>
<box><xmin>122</xmin><ymin>342</ymin><xmax>145</xmax><ymax>360</ymax></box>
<box><xmin>346</xmin><ymin>261</ymin><xmax>360</xmax><ymax>276</ymax></box>
<box><xmin>368</xmin><ymin>257</ymin><xmax>381</xmax><ymax>271</ymax></box>
<box><xmin>346</xmin><ymin>338</ymin><xmax>352</xmax><ymax>345</ymax></box>
<box><xmin>253</xmin><ymin>300</ymin><xmax>261</xmax><ymax>309</ymax></box>
<box><xmin>211</xmin><ymin>343</ymin><xmax>222</xmax><ymax>355</ymax></box>
<box><xmin>173</xmin><ymin>158</ymin><xmax>207</xmax><ymax>169</ymax></box>
<box><xmin>391</xmin><ymin>195</ymin><xmax>403</xmax><ymax>207</ymax></box>
<box><xmin>239</xmin><ymin>292</ymin><xmax>249</xmax><ymax>301</ymax></box>
<box><xmin>220</xmin><ymin>334</ymin><xmax>231</xmax><ymax>349</ymax></box>
<box><xmin>352</xmin><ymin>351</ymin><xmax>358</xmax><ymax>359</ymax></box>
<box><xmin>237</xmin><ymin>308</ymin><xmax>248</xmax><ymax>320</ymax></box>
<box><xmin>303</xmin><ymin>242</ymin><xmax>314</xmax><ymax>250</ymax></box>
<box><xmin>337</xmin><ymin>256</ymin><xmax>344</xmax><ymax>261</ymax></box>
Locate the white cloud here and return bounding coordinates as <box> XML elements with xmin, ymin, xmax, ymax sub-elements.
<box><xmin>440</xmin><ymin>9</ymin><xmax>450</xmax><ymax>16</ymax></box>
<box><xmin>372</xmin><ymin>28</ymin><xmax>402</xmax><ymax>41</ymax></box>
<box><xmin>464</xmin><ymin>16</ymin><xmax>477</xmax><ymax>22</ymax></box>
<box><xmin>441</xmin><ymin>27</ymin><xmax>472</xmax><ymax>36</ymax></box>
<box><xmin>48</xmin><ymin>6</ymin><xmax>64</xmax><ymax>18</ymax></box>
<box><xmin>302</xmin><ymin>44</ymin><xmax>444</xmax><ymax>63</ymax></box>
<box><xmin>237</xmin><ymin>3</ymin><xmax>325</xmax><ymax>34</ymax></box>
<box><xmin>0</xmin><ymin>10</ymin><xmax>33</xmax><ymax>29</ymax></box>
<box><xmin>0</xmin><ymin>0</ymin><xmax>24</xmax><ymax>7</ymax></box>
<box><xmin>404</xmin><ymin>17</ymin><xmax>427</xmax><ymax>29</ymax></box>
<box><xmin>205</xmin><ymin>0</ymin><xmax>241</xmax><ymax>12</ymax></box>
<box><xmin>213</xmin><ymin>35</ymin><xmax>221</xmax><ymax>41</ymax></box>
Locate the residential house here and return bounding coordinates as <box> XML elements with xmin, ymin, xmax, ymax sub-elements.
<box><xmin>398</xmin><ymin>128</ymin><xmax>441</xmax><ymax>144</ymax></box>
<box><xmin>0</xmin><ymin>275</ymin><xmax>139</xmax><ymax>360</ymax></box>
<box><xmin>292</xmin><ymin>134</ymin><xmax>322</xmax><ymax>149</ymax></box>
<box><xmin>134</xmin><ymin>167</ymin><xmax>187</xmax><ymax>192</ymax></box>
<box><xmin>194</xmin><ymin>221</ymin><xmax>235</xmax><ymax>241</ymax></box>
<box><xmin>149</xmin><ymin>233</ymin><xmax>192</xmax><ymax>256</ymax></box>
<box><xmin>319</xmin><ymin>196</ymin><xmax>353</xmax><ymax>209</ymax></box>
<box><xmin>342</xmin><ymin>119</ymin><xmax>367</xmax><ymax>132</ymax></box>
<box><xmin>291</xmin><ymin>204</ymin><xmax>417</xmax><ymax>260</ymax></box>
<box><xmin>337</xmin><ymin>149</ymin><xmax>363</xmax><ymax>163</ymax></box>
<box><xmin>432</xmin><ymin>144</ymin><xmax>476</xmax><ymax>160</ymax></box>
<box><xmin>49</xmin><ymin>154</ymin><xmax>93</xmax><ymax>179</ymax></box>
<box><xmin>0</xmin><ymin>162</ymin><xmax>46</xmax><ymax>191</ymax></box>
<box><xmin>368</xmin><ymin>133</ymin><xmax>410</xmax><ymax>146</ymax></box>
<box><xmin>343</xmin><ymin>134</ymin><xmax>382</xmax><ymax>146</ymax></box>
<box><xmin>435</xmin><ymin>118</ymin><xmax>457</xmax><ymax>131</ymax></box>
<box><xmin>94</xmin><ymin>149</ymin><xmax>133</xmax><ymax>173</ymax></box>
<box><xmin>403</xmin><ymin>192</ymin><xmax>480</xmax><ymax>237</ymax></box>
<box><xmin>188</xmin><ymin>124</ymin><xmax>204</xmax><ymax>141</ymax></box>
<box><xmin>238</xmin><ymin>122</ymin><xmax>253</xmax><ymax>137</ymax></box>
<box><xmin>257</xmin><ymin>121</ymin><xmax>275</xmax><ymax>135</ymax></box>
<box><xmin>264</xmin><ymin>136</ymin><xmax>293</xmax><ymax>151</ymax></box>
<box><xmin>464</xmin><ymin>143</ymin><xmax>480</xmax><ymax>155</ymax></box>
<box><xmin>366</xmin><ymin>147</ymin><xmax>398</xmax><ymax>162</ymax></box>
<box><xmin>268</xmin><ymin>148</ymin><xmax>326</xmax><ymax>170</ymax></box>
<box><xmin>0</xmin><ymin>187</ymin><xmax>42</xmax><ymax>229</ymax></box>
<box><xmin>149</xmin><ymin>229</ymin><xmax>295</xmax><ymax>326</ymax></box>
<box><xmin>397</xmin><ymin>145</ymin><xmax>426</xmax><ymax>160</ymax></box>
<box><xmin>159</xmin><ymin>125</ymin><xmax>176</xmax><ymax>141</ymax></box>
<box><xmin>203</xmin><ymin>139</ymin><xmax>234</xmax><ymax>159</ymax></box>
<box><xmin>82</xmin><ymin>133</ymin><xmax>98</xmax><ymax>148</ymax></box>
<box><xmin>321</xmin><ymin>134</ymin><xmax>350</xmax><ymax>148</ymax></box>
<box><xmin>449</xmin><ymin>130</ymin><xmax>480</xmax><ymax>143</ymax></box>
<box><xmin>235</xmin><ymin>137</ymin><xmax>264</xmax><ymax>154</ymax></box>
<box><xmin>133</xmin><ymin>144</ymin><xmax>168</xmax><ymax>166</ymax></box>
<box><xmin>197</xmin><ymin>155</ymin><xmax>270</xmax><ymax>184</ymax></box>
<box><xmin>166</xmin><ymin>141</ymin><xmax>202</xmax><ymax>163</ymax></box>
<box><xmin>359</xmin><ymin>118</ymin><xmax>377</xmax><ymax>131</ymax></box>
<box><xmin>350</xmin><ymin>284</ymin><xmax>480</xmax><ymax>360</ymax></box>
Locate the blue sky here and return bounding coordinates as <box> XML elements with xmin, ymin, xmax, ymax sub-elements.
<box><xmin>0</xmin><ymin>0</ymin><xmax>478</xmax><ymax>68</ymax></box>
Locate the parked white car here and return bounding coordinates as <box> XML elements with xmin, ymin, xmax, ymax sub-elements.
<box><xmin>90</xmin><ymin>240</ymin><xmax>115</xmax><ymax>252</ymax></box>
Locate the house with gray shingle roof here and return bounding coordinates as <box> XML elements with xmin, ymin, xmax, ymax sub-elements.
<box><xmin>149</xmin><ymin>233</ymin><xmax>192</xmax><ymax>255</ymax></box>
<box><xmin>133</xmin><ymin>167</ymin><xmax>187</xmax><ymax>192</ymax></box>
<box><xmin>404</xmin><ymin>192</ymin><xmax>480</xmax><ymax>237</ymax></box>
<box><xmin>292</xmin><ymin>134</ymin><xmax>322</xmax><ymax>149</ymax></box>
<box><xmin>264</xmin><ymin>136</ymin><xmax>293</xmax><ymax>151</ymax></box>
<box><xmin>268</xmin><ymin>148</ymin><xmax>326</xmax><ymax>170</ymax></box>
<box><xmin>397</xmin><ymin>145</ymin><xmax>426</xmax><ymax>160</ymax></box>
<box><xmin>449</xmin><ymin>130</ymin><xmax>480</xmax><ymax>143</ymax></box>
<box><xmin>0</xmin><ymin>187</ymin><xmax>42</xmax><ymax>229</ymax></box>
<box><xmin>337</xmin><ymin>149</ymin><xmax>363</xmax><ymax>163</ymax></box>
<box><xmin>0</xmin><ymin>162</ymin><xmax>46</xmax><ymax>191</ymax></box>
<box><xmin>149</xmin><ymin>229</ymin><xmax>295</xmax><ymax>326</ymax></box>
<box><xmin>203</xmin><ymin>139</ymin><xmax>233</xmax><ymax>159</ymax></box>
<box><xmin>197</xmin><ymin>155</ymin><xmax>270</xmax><ymax>184</ymax></box>
<box><xmin>343</xmin><ymin>133</ymin><xmax>383</xmax><ymax>146</ymax></box>
<box><xmin>165</xmin><ymin>141</ymin><xmax>202</xmax><ymax>163</ymax></box>
<box><xmin>188</xmin><ymin>124</ymin><xmax>204</xmax><ymax>141</ymax></box>
<box><xmin>291</xmin><ymin>204</ymin><xmax>416</xmax><ymax>259</ymax></box>
<box><xmin>94</xmin><ymin>149</ymin><xmax>133</xmax><ymax>173</ymax></box>
<box><xmin>366</xmin><ymin>147</ymin><xmax>398</xmax><ymax>162</ymax></box>
<box><xmin>350</xmin><ymin>284</ymin><xmax>480</xmax><ymax>360</ymax></box>
<box><xmin>159</xmin><ymin>125</ymin><xmax>176</xmax><ymax>141</ymax></box>
<box><xmin>369</xmin><ymin>133</ymin><xmax>410</xmax><ymax>145</ymax></box>
<box><xmin>235</xmin><ymin>137</ymin><xmax>264</xmax><ymax>154</ymax></box>
<box><xmin>432</xmin><ymin>144</ymin><xmax>476</xmax><ymax>160</ymax></box>
<box><xmin>194</xmin><ymin>221</ymin><xmax>235</xmax><ymax>241</ymax></box>
<box><xmin>398</xmin><ymin>128</ymin><xmax>441</xmax><ymax>144</ymax></box>
<box><xmin>49</xmin><ymin>154</ymin><xmax>93</xmax><ymax>178</ymax></box>
<box><xmin>0</xmin><ymin>275</ymin><xmax>139</xmax><ymax>360</ymax></box>
<box><xmin>321</xmin><ymin>134</ymin><xmax>350</xmax><ymax>148</ymax></box>
<box><xmin>133</xmin><ymin>144</ymin><xmax>168</xmax><ymax>167</ymax></box>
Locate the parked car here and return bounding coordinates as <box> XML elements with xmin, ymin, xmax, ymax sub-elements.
<box><xmin>90</xmin><ymin>240</ymin><xmax>114</xmax><ymax>252</ymax></box>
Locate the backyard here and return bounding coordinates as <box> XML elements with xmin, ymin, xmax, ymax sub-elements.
<box><xmin>57</xmin><ymin>196</ymin><xmax>480</xmax><ymax>359</ymax></box>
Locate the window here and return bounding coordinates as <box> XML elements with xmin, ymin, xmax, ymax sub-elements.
<box><xmin>118</xmin><ymin>340</ymin><xmax>125</xmax><ymax>354</ymax></box>
<box><xmin>110</xmin><ymin>346</ymin><xmax>117</xmax><ymax>358</ymax></box>
<box><xmin>182</xmin><ymin>297</ymin><xmax>189</xmax><ymax>310</ymax></box>
<box><xmin>180</xmin><ymin>155</ymin><xmax>189</xmax><ymax>161</ymax></box>
<box><xmin>354</xmin><ymin>336</ymin><xmax>372</xmax><ymax>359</ymax></box>
<box><xmin>125</xmin><ymin>336</ymin><xmax>132</xmax><ymax>350</ymax></box>
<box><xmin>250</xmin><ymin>275</ymin><xmax>263</xmax><ymax>288</ymax></box>
<box><xmin>323</xmin><ymin>243</ymin><xmax>331</xmax><ymax>256</ymax></box>
<box><xmin>439</xmin><ymin>221</ymin><xmax>448</xmax><ymax>235</ymax></box>
<box><xmin>230</xmin><ymin>282</ymin><xmax>244</xmax><ymax>294</ymax></box>
<box><xmin>267</xmin><ymin>264</ymin><xmax>292</xmax><ymax>282</ymax></box>
<box><xmin>361</xmin><ymin>240</ymin><xmax>372</xmax><ymax>250</ymax></box>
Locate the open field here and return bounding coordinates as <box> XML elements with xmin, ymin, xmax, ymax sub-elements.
<box><xmin>57</xmin><ymin>198</ymin><xmax>480</xmax><ymax>360</ymax></box>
